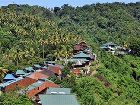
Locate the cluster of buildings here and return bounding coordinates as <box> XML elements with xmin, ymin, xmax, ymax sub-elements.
<box><xmin>0</xmin><ymin>42</ymin><xmax>97</xmax><ymax>105</ymax></box>
<box><xmin>0</xmin><ymin>61</ymin><xmax>79</xmax><ymax>105</ymax></box>
<box><xmin>0</xmin><ymin>41</ymin><xmax>130</xmax><ymax>104</ymax></box>
<box><xmin>100</xmin><ymin>42</ymin><xmax>131</xmax><ymax>55</ymax></box>
<box><xmin>68</xmin><ymin>42</ymin><xmax>96</xmax><ymax>76</ymax></box>
<box><xmin>1</xmin><ymin>41</ymin><xmax>130</xmax><ymax>104</ymax></box>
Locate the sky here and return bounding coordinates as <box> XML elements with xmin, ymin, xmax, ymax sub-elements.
<box><xmin>0</xmin><ymin>0</ymin><xmax>139</xmax><ymax>8</ymax></box>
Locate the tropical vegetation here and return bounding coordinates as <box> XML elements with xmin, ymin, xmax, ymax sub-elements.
<box><xmin>0</xmin><ymin>2</ymin><xmax>140</xmax><ymax>105</ymax></box>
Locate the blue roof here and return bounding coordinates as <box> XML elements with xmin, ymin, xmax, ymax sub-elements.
<box><xmin>4</xmin><ymin>74</ymin><xmax>16</xmax><ymax>80</ymax></box>
<box><xmin>73</xmin><ymin>51</ymin><xmax>91</xmax><ymax>58</ymax></box>
<box><xmin>0</xmin><ymin>77</ymin><xmax>23</xmax><ymax>88</ymax></box>
<box><xmin>34</xmin><ymin>64</ymin><xmax>41</xmax><ymax>68</ymax></box>
<box><xmin>16</xmin><ymin>70</ymin><xmax>26</xmax><ymax>75</ymax></box>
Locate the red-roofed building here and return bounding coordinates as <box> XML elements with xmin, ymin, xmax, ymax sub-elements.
<box><xmin>48</xmin><ymin>65</ymin><xmax>62</xmax><ymax>76</ymax></box>
<box><xmin>74</xmin><ymin>42</ymin><xmax>88</xmax><ymax>53</ymax></box>
<box><xmin>26</xmin><ymin>79</ymin><xmax>59</xmax><ymax>98</ymax></box>
<box><xmin>2</xmin><ymin>77</ymin><xmax>37</xmax><ymax>92</ymax></box>
<box><xmin>28</xmin><ymin>72</ymin><xmax>49</xmax><ymax>80</ymax></box>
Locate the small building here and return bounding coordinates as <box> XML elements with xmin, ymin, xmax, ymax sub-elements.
<box><xmin>0</xmin><ymin>77</ymin><xmax>37</xmax><ymax>92</ymax></box>
<box><xmin>33</xmin><ymin>64</ymin><xmax>42</xmax><ymax>70</ymax></box>
<box><xmin>74</xmin><ymin>42</ymin><xmax>88</xmax><ymax>53</ymax></box>
<box><xmin>26</xmin><ymin>79</ymin><xmax>59</xmax><ymax>98</ymax></box>
<box><xmin>48</xmin><ymin>64</ymin><xmax>63</xmax><ymax>76</ymax></box>
<box><xmin>100</xmin><ymin>42</ymin><xmax>129</xmax><ymax>55</ymax></box>
<box><xmin>40</xmin><ymin>66</ymin><xmax>48</xmax><ymax>70</ymax></box>
<box><xmin>15</xmin><ymin>70</ymin><xmax>26</xmax><ymax>77</ymax></box>
<box><xmin>100</xmin><ymin>42</ymin><xmax>118</xmax><ymax>54</ymax></box>
<box><xmin>68</xmin><ymin>58</ymin><xmax>90</xmax><ymax>67</ymax></box>
<box><xmin>47</xmin><ymin>88</ymin><xmax>71</xmax><ymax>94</ymax></box>
<box><xmin>3</xmin><ymin>74</ymin><xmax>16</xmax><ymax>82</ymax></box>
<box><xmin>39</xmin><ymin>70</ymin><xmax>55</xmax><ymax>77</ymax></box>
<box><xmin>39</xmin><ymin>94</ymin><xmax>79</xmax><ymax>105</ymax></box>
<box><xmin>25</xmin><ymin>67</ymin><xmax>35</xmax><ymax>73</ymax></box>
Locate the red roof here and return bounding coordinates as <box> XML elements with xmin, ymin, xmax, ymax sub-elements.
<box><xmin>48</xmin><ymin>65</ymin><xmax>61</xmax><ymax>75</ymax></box>
<box><xmin>45</xmin><ymin>81</ymin><xmax>59</xmax><ymax>87</ymax></box>
<box><xmin>27</xmin><ymin>80</ymin><xmax>59</xmax><ymax>98</ymax></box>
<box><xmin>74</xmin><ymin>42</ymin><xmax>87</xmax><ymax>51</ymax></box>
<box><xmin>74</xmin><ymin>44</ymin><xmax>82</xmax><ymax>51</ymax></box>
<box><xmin>28</xmin><ymin>72</ymin><xmax>49</xmax><ymax>80</ymax></box>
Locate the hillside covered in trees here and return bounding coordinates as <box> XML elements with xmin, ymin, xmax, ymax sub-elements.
<box><xmin>0</xmin><ymin>2</ymin><xmax>140</xmax><ymax>105</ymax></box>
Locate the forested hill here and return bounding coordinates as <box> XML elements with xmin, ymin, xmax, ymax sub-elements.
<box><xmin>1</xmin><ymin>3</ymin><xmax>140</xmax><ymax>56</ymax></box>
<box><xmin>0</xmin><ymin>2</ymin><xmax>140</xmax><ymax>105</ymax></box>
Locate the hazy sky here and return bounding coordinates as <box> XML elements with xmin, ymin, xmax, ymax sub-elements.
<box><xmin>0</xmin><ymin>0</ymin><xmax>139</xmax><ymax>8</ymax></box>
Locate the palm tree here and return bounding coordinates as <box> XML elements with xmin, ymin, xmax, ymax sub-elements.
<box><xmin>10</xmin><ymin>47</ymin><xmax>24</xmax><ymax>66</ymax></box>
<box><xmin>0</xmin><ymin>67</ymin><xmax>8</xmax><ymax>82</ymax></box>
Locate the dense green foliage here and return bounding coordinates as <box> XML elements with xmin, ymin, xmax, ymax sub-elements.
<box><xmin>0</xmin><ymin>2</ymin><xmax>140</xmax><ymax>105</ymax></box>
<box><xmin>0</xmin><ymin>92</ymin><xmax>33</xmax><ymax>105</ymax></box>
<box><xmin>0</xmin><ymin>4</ymin><xmax>82</xmax><ymax>71</ymax></box>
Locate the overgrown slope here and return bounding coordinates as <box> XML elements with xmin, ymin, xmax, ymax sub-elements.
<box><xmin>0</xmin><ymin>2</ymin><xmax>140</xmax><ymax>105</ymax></box>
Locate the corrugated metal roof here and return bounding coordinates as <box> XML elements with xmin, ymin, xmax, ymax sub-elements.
<box><xmin>27</xmin><ymin>80</ymin><xmax>44</xmax><ymax>91</ymax></box>
<box><xmin>103</xmin><ymin>42</ymin><xmax>117</xmax><ymax>46</ymax></box>
<box><xmin>100</xmin><ymin>42</ymin><xmax>117</xmax><ymax>48</ymax></box>
<box><xmin>23</xmin><ymin>73</ymin><xmax>31</xmax><ymax>77</ymax></box>
<box><xmin>73</xmin><ymin>51</ymin><xmax>91</xmax><ymax>58</ymax></box>
<box><xmin>48</xmin><ymin>64</ymin><xmax>64</xmax><ymax>69</ymax></box>
<box><xmin>4</xmin><ymin>74</ymin><xmax>16</xmax><ymax>80</ymax></box>
<box><xmin>39</xmin><ymin>94</ymin><xmax>79</xmax><ymax>105</ymax></box>
<box><xmin>39</xmin><ymin>78</ymin><xmax>54</xmax><ymax>83</ymax></box>
<box><xmin>41</xmin><ymin>66</ymin><xmax>48</xmax><ymax>69</ymax></box>
<box><xmin>0</xmin><ymin>77</ymin><xmax>23</xmax><ymax>88</ymax></box>
<box><xmin>26</xmin><ymin>79</ymin><xmax>54</xmax><ymax>92</ymax></box>
<box><xmin>16</xmin><ymin>70</ymin><xmax>26</xmax><ymax>75</ymax></box>
<box><xmin>25</xmin><ymin>67</ymin><xmax>34</xmax><ymax>71</ymax></box>
<box><xmin>47</xmin><ymin>88</ymin><xmax>71</xmax><ymax>94</ymax></box>
<box><xmin>69</xmin><ymin>58</ymin><xmax>89</xmax><ymax>62</ymax></box>
<box><xmin>34</xmin><ymin>64</ymin><xmax>41</xmax><ymax>68</ymax></box>
<box><xmin>28</xmin><ymin>72</ymin><xmax>49</xmax><ymax>80</ymax></box>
